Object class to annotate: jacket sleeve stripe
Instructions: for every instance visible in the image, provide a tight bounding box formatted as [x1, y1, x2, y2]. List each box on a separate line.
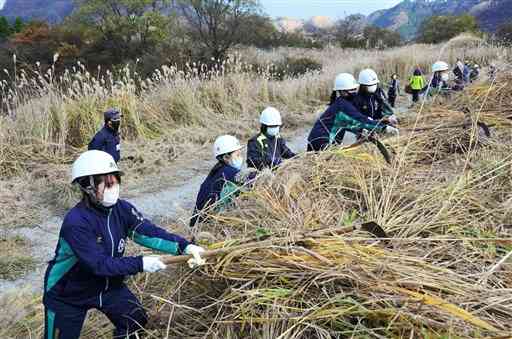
[131, 232, 180, 255]
[45, 238, 78, 292]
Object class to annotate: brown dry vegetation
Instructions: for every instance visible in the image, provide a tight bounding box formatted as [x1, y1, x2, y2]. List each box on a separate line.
[134, 67, 512, 338]
[1, 35, 511, 338]
[0, 35, 503, 229]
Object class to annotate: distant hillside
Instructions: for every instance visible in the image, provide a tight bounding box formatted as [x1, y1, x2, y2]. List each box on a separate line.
[0, 0, 73, 23]
[367, 0, 511, 39]
[275, 16, 335, 33]
[476, 0, 512, 32]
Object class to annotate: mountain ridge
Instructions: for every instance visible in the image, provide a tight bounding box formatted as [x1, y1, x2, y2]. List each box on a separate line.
[0, 0, 73, 23]
[367, 0, 510, 39]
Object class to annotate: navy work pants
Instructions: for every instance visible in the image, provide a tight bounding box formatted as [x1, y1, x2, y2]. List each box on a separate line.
[44, 286, 147, 339]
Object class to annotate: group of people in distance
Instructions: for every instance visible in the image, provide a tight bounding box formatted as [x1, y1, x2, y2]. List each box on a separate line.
[43, 59, 479, 338]
[407, 58, 483, 106]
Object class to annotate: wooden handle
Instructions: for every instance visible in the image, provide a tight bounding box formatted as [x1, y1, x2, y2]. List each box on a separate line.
[161, 249, 219, 265]
[160, 225, 359, 266]
[405, 122, 494, 133]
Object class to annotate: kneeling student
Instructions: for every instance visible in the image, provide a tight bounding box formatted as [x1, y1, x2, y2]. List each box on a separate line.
[247, 107, 296, 170]
[43, 150, 205, 339]
[307, 73, 398, 152]
[191, 135, 247, 227]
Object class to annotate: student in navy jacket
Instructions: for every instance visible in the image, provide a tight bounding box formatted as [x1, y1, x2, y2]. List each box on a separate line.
[353, 68, 398, 124]
[307, 73, 398, 152]
[191, 135, 247, 227]
[43, 150, 206, 339]
[247, 107, 296, 170]
[88, 108, 122, 163]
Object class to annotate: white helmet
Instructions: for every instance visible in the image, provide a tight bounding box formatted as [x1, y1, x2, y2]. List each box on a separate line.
[432, 61, 449, 73]
[71, 150, 120, 183]
[260, 107, 282, 126]
[358, 68, 379, 85]
[213, 135, 242, 158]
[333, 73, 359, 91]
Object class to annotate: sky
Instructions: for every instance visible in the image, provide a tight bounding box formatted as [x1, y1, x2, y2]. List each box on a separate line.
[259, 0, 403, 19]
[0, 0, 5, 10]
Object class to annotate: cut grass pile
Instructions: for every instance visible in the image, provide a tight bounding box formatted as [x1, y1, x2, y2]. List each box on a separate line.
[128, 68, 512, 338]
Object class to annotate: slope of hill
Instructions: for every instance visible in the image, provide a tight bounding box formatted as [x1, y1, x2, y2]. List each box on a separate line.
[275, 16, 335, 33]
[477, 0, 512, 32]
[0, 0, 73, 23]
[275, 17, 304, 33]
[368, 0, 510, 39]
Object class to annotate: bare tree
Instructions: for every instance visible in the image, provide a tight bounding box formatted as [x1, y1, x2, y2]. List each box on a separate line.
[178, 0, 261, 60]
[334, 14, 365, 48]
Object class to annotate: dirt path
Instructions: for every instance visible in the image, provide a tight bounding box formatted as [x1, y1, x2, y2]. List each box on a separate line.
[0, 127, 311, 296]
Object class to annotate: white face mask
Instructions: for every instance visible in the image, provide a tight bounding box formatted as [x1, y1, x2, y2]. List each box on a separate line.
[266, 127, 280, 137]
[441, 73, 449, 82]
[367, 85, 378, 93]
[101, 184, 120, 207]
[230, 157, 243, 170]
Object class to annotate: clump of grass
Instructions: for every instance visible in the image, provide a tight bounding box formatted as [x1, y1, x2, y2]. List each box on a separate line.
[271, 56, 323, 80]
[0, 236, 36, 280]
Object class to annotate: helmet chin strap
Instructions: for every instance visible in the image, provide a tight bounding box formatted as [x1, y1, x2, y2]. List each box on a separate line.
[79, 176, 101, 206]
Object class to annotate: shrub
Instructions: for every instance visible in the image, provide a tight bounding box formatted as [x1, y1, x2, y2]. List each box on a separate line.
[417, 15, 480, 44]
[496, 23, 512, 46]
[273, 57, 322, 80]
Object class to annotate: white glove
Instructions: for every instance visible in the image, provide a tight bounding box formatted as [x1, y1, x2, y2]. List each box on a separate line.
[361, 129, 371, 138]
[185, 244, 206, 269]
[388, 115, 399, 126]
[385, 126, 400, 137]
[142, 256, 166, 273]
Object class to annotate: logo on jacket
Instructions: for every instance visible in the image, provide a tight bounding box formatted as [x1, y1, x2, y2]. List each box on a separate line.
[118, 239, 126, 253]
[96, 236, 103, 244]
[131, 208, 144, 222]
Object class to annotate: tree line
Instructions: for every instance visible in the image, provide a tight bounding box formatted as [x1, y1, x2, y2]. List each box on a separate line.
[0, 0, 405, 78]
[0, 16, 25, 40]
[0, 0, 510, 80]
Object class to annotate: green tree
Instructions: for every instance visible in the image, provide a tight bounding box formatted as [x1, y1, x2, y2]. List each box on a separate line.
[363, 26, 402, 49]
[0, 17, 11, 40]
[417, 14, 480, 43]
[178, 0, 262, 60]
[71, 0, 173, 62]
[238, 14, 279, 49]
[276, 31, 322, 49]
[13, 17, 25, 33]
